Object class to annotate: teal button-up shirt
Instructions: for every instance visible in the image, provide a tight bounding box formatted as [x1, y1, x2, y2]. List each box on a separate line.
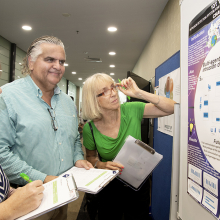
[0, 75, 84, 185]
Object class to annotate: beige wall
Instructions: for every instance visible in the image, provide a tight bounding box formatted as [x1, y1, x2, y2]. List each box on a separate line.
[76, 86, 80, 115]
[0, 36, 10, 86]
[132, 0, 180, 147]
[133, 0, 180, 88]
[15, 46, 26, 80]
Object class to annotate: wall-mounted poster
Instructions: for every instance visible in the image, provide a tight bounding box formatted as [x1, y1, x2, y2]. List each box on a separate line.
[187, 0, 220, 218]
[158, 68, 180, 136]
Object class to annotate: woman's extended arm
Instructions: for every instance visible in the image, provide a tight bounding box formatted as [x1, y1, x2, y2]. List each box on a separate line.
[86, 148, 123, 171]
[117, 77, 176, 118]
[137, 90, 175, 118]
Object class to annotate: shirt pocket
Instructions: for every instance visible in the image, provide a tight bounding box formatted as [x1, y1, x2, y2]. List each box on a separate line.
[58, 113, 78, 141]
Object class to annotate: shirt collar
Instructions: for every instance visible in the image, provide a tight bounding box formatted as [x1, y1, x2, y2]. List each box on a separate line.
[25, 75, 61, 98]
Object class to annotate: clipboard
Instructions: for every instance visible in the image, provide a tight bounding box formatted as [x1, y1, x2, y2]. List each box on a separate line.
[82, 173, 118, 194]
[17, 173, 79, 220]
[99, 173, 117, 188]
[113, 135, 163, 191]
[62, 167, 119, 194]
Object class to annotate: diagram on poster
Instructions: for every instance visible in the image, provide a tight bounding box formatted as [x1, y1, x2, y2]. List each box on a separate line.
[158, 68, 180, 136]
[194, 41, 220, 173]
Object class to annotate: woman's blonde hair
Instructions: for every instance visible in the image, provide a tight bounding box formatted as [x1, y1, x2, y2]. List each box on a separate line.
[82, 73, 115, 120]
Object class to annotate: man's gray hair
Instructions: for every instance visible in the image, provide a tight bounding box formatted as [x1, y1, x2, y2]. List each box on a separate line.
[22, 35, 65, 75]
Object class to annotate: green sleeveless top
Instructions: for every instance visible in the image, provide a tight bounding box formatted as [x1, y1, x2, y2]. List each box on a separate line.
[83, 102, 145, 162]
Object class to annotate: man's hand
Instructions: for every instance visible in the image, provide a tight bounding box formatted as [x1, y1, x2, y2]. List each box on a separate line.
[43, 175, 58, 184]
[75, 160, 93, 170]
[0, 88, 2, 94]
[0, 180, 44, 220]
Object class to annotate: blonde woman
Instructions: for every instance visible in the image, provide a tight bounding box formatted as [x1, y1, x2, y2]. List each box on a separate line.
[82, 73, 175, 220]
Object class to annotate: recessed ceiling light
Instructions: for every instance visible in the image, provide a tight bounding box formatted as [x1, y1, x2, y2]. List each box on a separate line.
[110, 65, 115, 68]
[64, 63, 68, 66]
[108, 27, 117, 32]
[0, 70, 2, 71]
[19, 63, 22, 65]
[62, 13, 71, 17]
[78, 78, 82, 80]
[72, 72, 76, 74]
[22, 26, 32, 31]
[109, 52, 116, 55]
[63, 85, 64, 86]
[110, 73, 115, 75]
[83, 82, 85, 84]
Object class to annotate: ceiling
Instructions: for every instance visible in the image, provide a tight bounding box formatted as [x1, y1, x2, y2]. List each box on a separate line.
[0, 0, 169, 87]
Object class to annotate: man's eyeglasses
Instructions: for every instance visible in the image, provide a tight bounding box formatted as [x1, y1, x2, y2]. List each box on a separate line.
[47, 108, 58, 131]
[96, 85, 119, 97]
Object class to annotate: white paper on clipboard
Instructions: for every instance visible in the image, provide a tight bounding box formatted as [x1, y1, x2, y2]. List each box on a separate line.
[113, 135, 163, 190]
[17, 174, 78, 220]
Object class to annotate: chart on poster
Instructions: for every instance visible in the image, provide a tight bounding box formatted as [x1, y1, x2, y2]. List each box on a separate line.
[158, 68, 180, 136]
[187, 0, 220, 219]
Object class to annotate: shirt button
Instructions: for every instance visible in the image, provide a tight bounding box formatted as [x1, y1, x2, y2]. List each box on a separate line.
[62, 159, 64, 161]
[37, 94, 38, 97]
[59, 143, 62, 145]
[73, 115, 75, 117]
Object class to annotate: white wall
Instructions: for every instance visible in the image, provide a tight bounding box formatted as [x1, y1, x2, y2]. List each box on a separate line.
[68, 81, 77, 101]
[79, 86, 83, 111]
[57, 77, 67, 94]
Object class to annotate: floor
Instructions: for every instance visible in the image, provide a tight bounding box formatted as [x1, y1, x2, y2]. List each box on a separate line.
[67, 191, 86, 220]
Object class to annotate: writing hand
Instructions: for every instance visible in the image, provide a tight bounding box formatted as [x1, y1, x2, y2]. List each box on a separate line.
[1, 180, 44, 220]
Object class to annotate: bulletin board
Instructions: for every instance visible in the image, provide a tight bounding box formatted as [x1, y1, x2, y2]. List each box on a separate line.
[151, 51, 180, 220]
